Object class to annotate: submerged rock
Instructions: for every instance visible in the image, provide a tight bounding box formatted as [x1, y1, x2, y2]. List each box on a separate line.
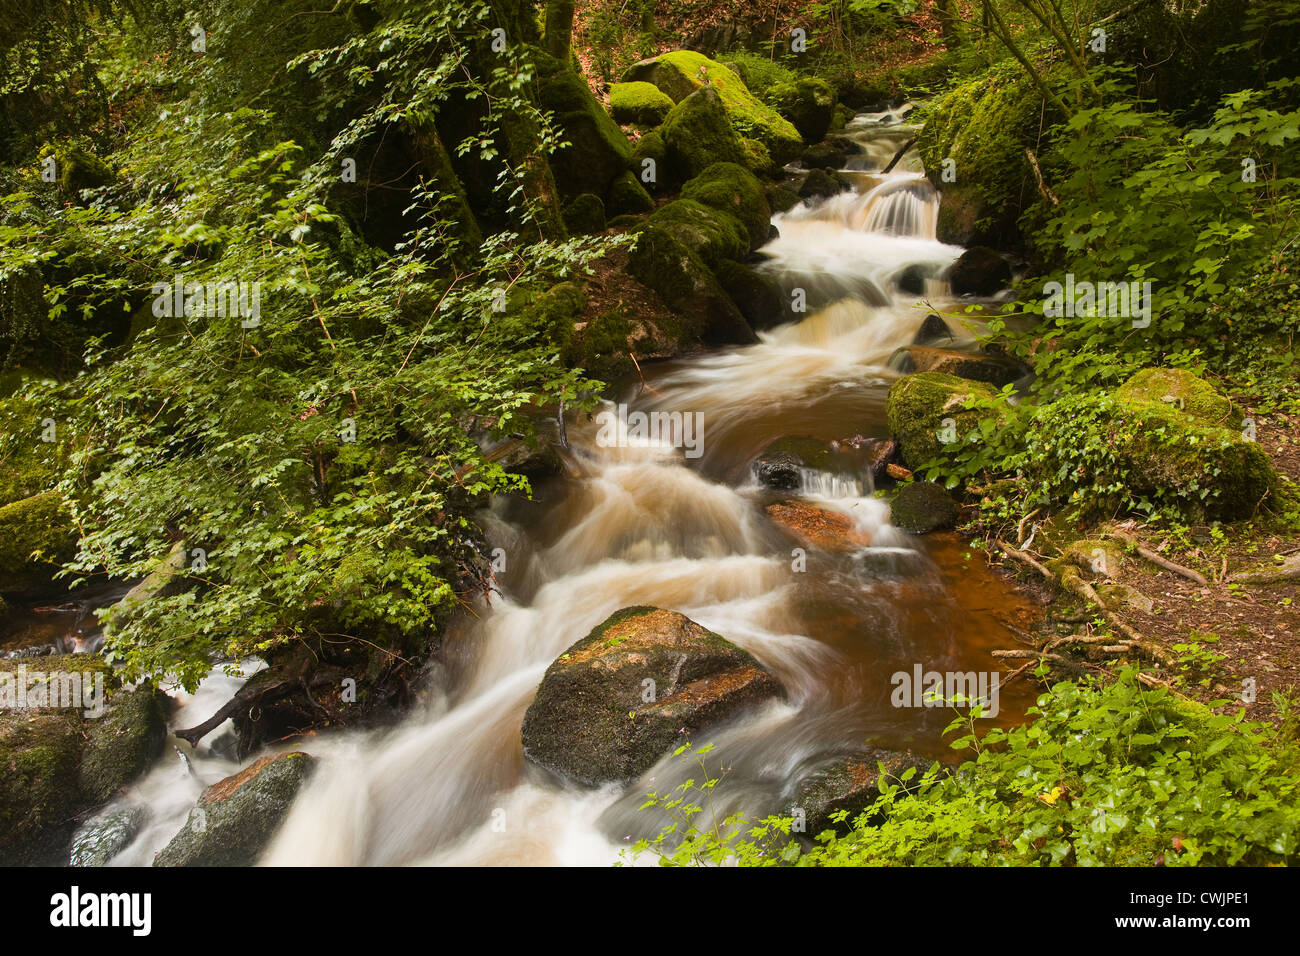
[889, 482, 960, 534]
[793, 748, 934, 836]
[154, 751, 316, 867]
[766, 502, 872, 553]
[521, 607, 783, 787]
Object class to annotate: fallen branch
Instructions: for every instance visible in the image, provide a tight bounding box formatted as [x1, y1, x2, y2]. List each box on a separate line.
[881, 137, 917, 174]
[1025, 148, 1059, 205]
[1107, 531, 1207, 586]
[991, 539, 1053, 580]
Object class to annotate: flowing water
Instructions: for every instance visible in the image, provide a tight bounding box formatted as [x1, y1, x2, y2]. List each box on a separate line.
[106, 108, 1040, 866]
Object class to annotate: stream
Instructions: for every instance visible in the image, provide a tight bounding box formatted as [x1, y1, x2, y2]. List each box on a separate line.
[100, 107, 1041, 866]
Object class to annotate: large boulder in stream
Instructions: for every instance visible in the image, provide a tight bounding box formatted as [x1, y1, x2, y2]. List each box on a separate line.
[885, 372, 997, 469]
[155, 751, 316, 867]
[768, 78, 837, 143]
[0, 655, 168, 864]
[660, 86, 749, 182]
[889, 481, 960, 534]
[946, 246, 1012, 296]
[681, 162, 772, 251]
[642, 199, 749, 268]
[521, 607, 783, 787]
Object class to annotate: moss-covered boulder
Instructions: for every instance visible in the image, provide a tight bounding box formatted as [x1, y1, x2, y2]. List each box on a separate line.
[630, 130, 668, 191]
[609, 81, 675, 126]
[562, 192, 606, 235]
[0, 394, 65, 506]
[48, 146, 114, 196]
[793, 749, 934, 836]
[917, 65, 1061, 247]
[605, 169, 655, 216]
[769, 78, 836, 143]
[660, 86, 749, 182]
[1114, 367, 1244, 430]
[0, 656, 167, 865]
[537, 69, 633, 200]
[154, 751, 316, 867]
[627, 225, 756, 346]
[885, 372, 997, 468]
[643, 199, 749, 268]
[890, 481, 960, 534]
[798, 167, 852, 201]
[714, 259, 784, 331]
[681, 162, 772, 251]
[626, 51, 802, 168]
[766, 182, 802, 214]
[521, 607, 783, 786]
[0, 492, 75, 597]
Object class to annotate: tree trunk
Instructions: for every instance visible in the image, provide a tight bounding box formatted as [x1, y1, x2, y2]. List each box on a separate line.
[545, 0, 575, 63]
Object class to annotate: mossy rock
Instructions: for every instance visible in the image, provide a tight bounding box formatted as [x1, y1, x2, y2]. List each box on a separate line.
[627, 225, 756, 346]
[520, 607, 783, 786]
[793, 749, 933, 836]
[605, 169, 655, 217]
[633, 51, 802, 167]
[630, 131, 669, 191]
[538, 70, 633, 200]
[768, 78, 836, 143]
[935, 182, 990, 246]
[660, 86, 749, 183]
[562, 192, 606, 235]
[766, 183, 802, 214]
[828, 102, 856, 134]
[0, 394, 65, 506]
[154, 752, 316, 866]
[885, 372, 997, 469]
[49, 146, 114, 196]
[0, 656, 165, 865]
[609, 81, 675, 126]
[0, 492, 75, 596]
[888, 345, 1029, 388]
[1114, 368, 1244, 430]
[714, 259, 784, 332]
[643, 198, 749, 267]
[569, 309, 635, 382]
[798, 167, 852, 200]
[890, 481, 960, 534]
[681, 162, 772, 251]
[917, 64, 1062, 247]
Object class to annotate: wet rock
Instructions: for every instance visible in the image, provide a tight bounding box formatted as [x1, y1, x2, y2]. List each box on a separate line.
[521, 607, 783, 787]
[885, 372, 998, 468]
[70, 803, 146, 867]
[860, 437, 900, 484]
[934, 183, 989, 246]
[753, 449, 802, 490]
[793, 748, 934, 836]
[681, 162, 772, 252]
[798, 167, 853, 201]
[888, 345, 1028, 388]
[766, 183, 802, 214]
[609, 81, 675, 126]
[0, 656, 166, 865]
[644, 199, 749, 268]
[801, 142, 849, 170]
[947, 246, 1012, 296]
[769, 78, 836, 143]
[154, 751, 316, 867]
[913, 312, 954, 345]
[889, 482, 960, 534]
[765, 501, 872, 552]
[715, 260, 784, 333]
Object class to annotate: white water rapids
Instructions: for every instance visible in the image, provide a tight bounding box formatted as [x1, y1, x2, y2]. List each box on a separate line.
[105, 108, 1030, 867]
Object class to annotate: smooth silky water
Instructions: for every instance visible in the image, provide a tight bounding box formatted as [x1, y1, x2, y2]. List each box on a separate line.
[105, 107, 1041, 866]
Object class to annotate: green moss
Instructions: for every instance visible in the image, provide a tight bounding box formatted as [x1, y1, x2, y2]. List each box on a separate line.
[648, 51, 802, 167]
[885, 372, 996, 468]
[0, 491, 74, 585]
[605, 170, 654, 217]
[660, 86, 749, 182]
[562, 192, 606, 235]
[643, 198, 748, 267]
[627, 224, 752, 346]
[538, 70, 633, 199]
[680, 162, 771, 250]
[78, 686, 168, 805]
[569, 309, 634, 382]
[768, 77, 836, 143]
[48, 145, 114, 196]
[0, 394, 64, 506]
[725, 52, 798, 97]
[1114, 367, 1244, 429]
[630, 131, 668, 191]
[609, 81, 675, 126]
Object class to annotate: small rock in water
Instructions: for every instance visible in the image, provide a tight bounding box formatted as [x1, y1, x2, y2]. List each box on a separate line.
[793, 748, 934, 836]
[70, 804, 147, 867]
[890, 482, 960, 534]
[766, 501, 872, 552]
[912, 312, 954, 346]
